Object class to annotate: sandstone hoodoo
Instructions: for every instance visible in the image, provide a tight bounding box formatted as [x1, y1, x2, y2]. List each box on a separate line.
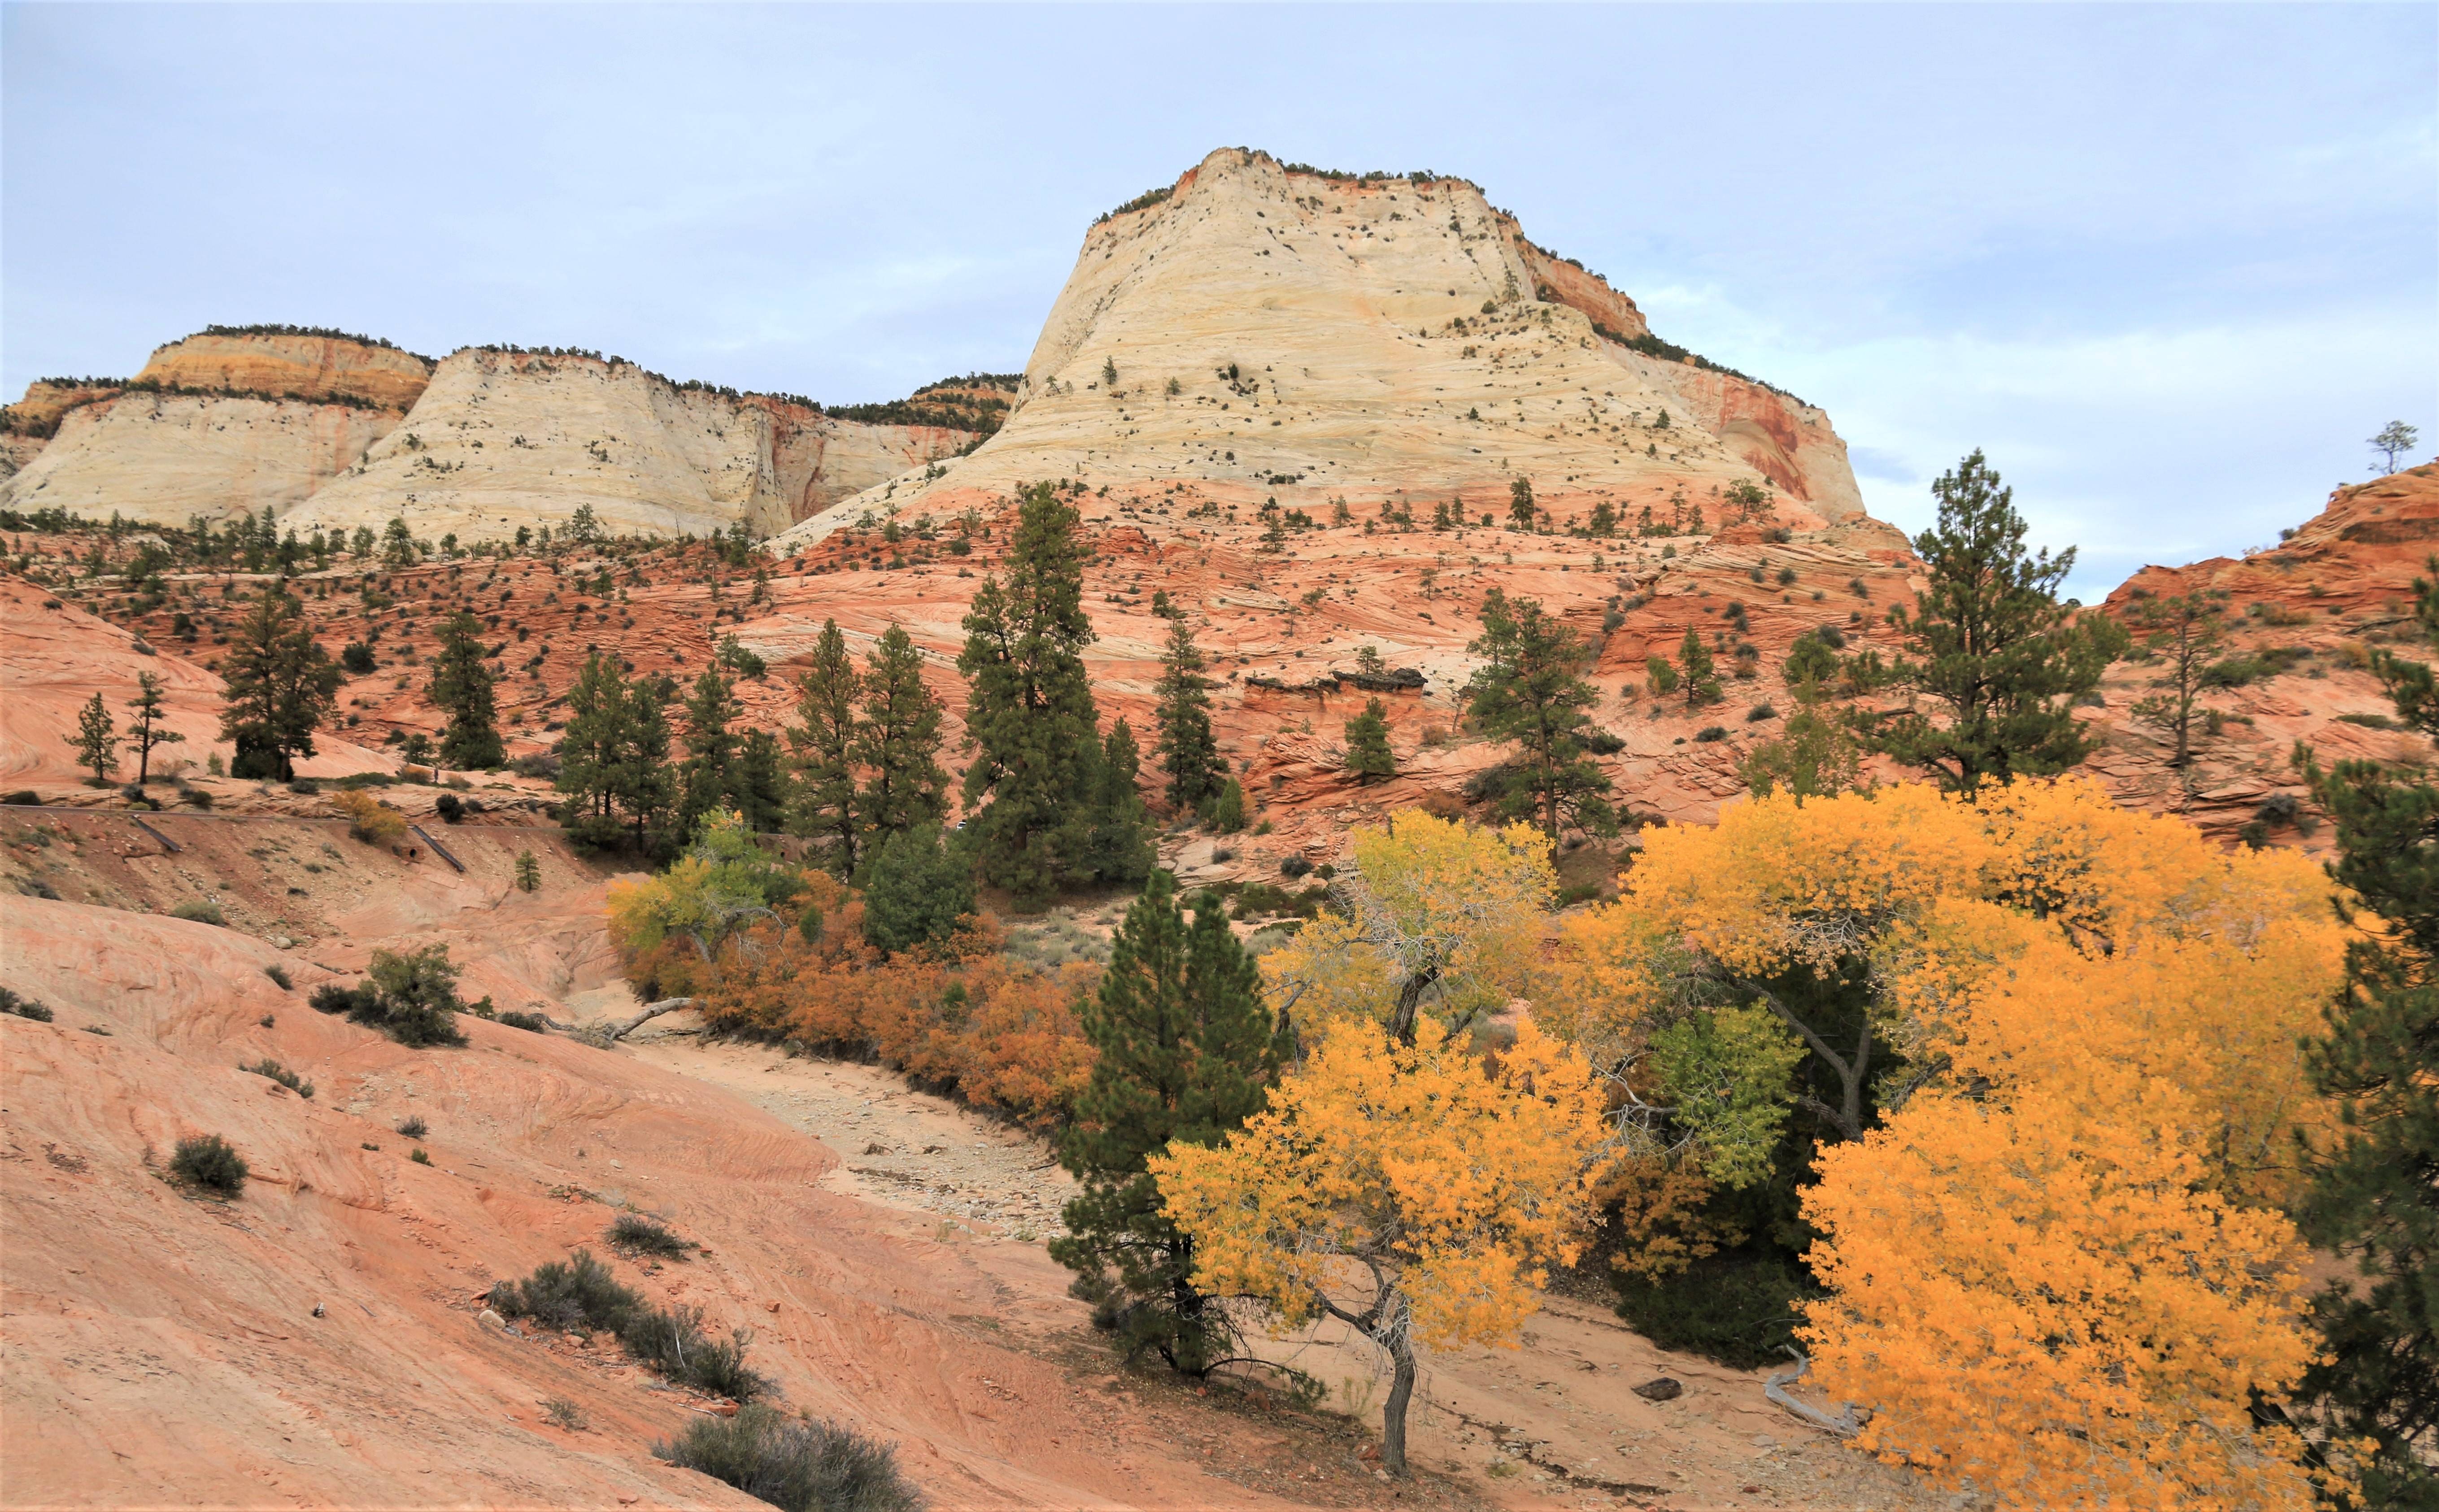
[774, 147, 1866, 551]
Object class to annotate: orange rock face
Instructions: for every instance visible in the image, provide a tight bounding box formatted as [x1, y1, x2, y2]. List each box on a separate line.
[135, 329, 437, 411]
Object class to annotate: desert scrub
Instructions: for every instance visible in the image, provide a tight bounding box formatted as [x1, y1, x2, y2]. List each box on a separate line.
[396, 1114, 429, 1138]
[309, 944, 477, 1048]
[656, 1404, 922, 1512]
[492, 1249, 640, 1333]
[169, 1133, 248, 1195]
[262, 964, 292, 990]
[607, 1212, 693, 1259]
[492, 1248, 768, 1399]
[240, 1058, 313, 1098]
[168, 898, 226, 926]
[0, 987, 54, 1022]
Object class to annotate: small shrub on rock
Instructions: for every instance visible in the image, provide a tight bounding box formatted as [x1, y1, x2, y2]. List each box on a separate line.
[169, 898, 226, 926]
[497, 1010, 550, 1033]
[620, 1303, 769, 1400]
[657, 1403, 923, 1512]
[310, 945, 476, 1048]
[170, 1133, 248, 1195]
[492, 1249, 640, 1333]
[607, 1212, 693, 1259]
[263, 965, 292, 990]
[240, 1058, 314, 1098]
[331, 789, 408, 847]
[396, 1114, 428, 1139]
[0, 987, 55, 1023]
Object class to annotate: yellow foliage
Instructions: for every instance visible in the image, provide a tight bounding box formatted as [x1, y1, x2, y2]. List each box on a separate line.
[1263, 810, 1554, 1039]
[1152, 1015, 1609, 1351]
[1801, 1083, 2327, 1509]
[330, 788, 407, 847]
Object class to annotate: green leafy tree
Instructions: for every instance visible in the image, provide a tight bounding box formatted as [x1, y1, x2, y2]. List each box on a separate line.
[1344, 698, 1396, 781]
[1875, 450, 2127, 792]
[1079, 719, 1156, 887]
[1677, 627, 1721, 709]
[1153, 618, 1227, 811]
[428, 611, 504, 770]
[2296, 558, 2439, 1507]
[1051, 871, 1280, 1374]
[858, 825, 975, 956]
[2127, 591, 2227, 771]
[853, 623, 948, 845]
[381, 517, 417, 567]
[124, 671, 183, 784]
[219, 586, 341, 780]
[1738, 704, 1864, 801]
[1203, 776, 1247, 833]
[958, 482, 1100, 904]
[786, 620, 862, 877]
[2370, 420, 2421, 475]
[66, 692, 118, 784]
[1464, 589, 1616, 837]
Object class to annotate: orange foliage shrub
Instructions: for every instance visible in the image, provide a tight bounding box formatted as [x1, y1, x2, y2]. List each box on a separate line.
[684, 913, 1095, 1129]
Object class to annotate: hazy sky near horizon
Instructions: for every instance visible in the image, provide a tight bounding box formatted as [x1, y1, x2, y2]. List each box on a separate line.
[5, 3, 2432, 597]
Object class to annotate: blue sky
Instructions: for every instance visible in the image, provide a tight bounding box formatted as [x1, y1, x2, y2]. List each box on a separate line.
[5, 3, 2431, 598]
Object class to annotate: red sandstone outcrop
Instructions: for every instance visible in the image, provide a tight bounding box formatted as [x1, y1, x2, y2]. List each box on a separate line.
[135, 327, 438, 411]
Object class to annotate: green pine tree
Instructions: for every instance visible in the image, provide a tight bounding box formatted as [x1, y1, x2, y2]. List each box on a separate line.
[1080, 718, 1156, 886]
[958, 482, 1099, 905]
[675, 667, 743, 837]
[67, 691, 118, 785]
[853, 623, 948, 845]
[1344, 698, 1396, 781]
[555, 652, 629, 846]
[786, 619, 862, 877]
[427, 611, 504, 770]
[1677, 627, 1721, 709]
[124, 671, 183, 784]
[859, 824, 976, 956]
[1508, 476, 1536, 530]
[1202, 776, 1247, 833]
[1051, 871, 1280, 1374]
[615, 675, 675, 855]
[1152, 618, 1227, 811]
[1874, 449, 2128, 792]
[1464, 589, 1616, 837]
[732, 729, 790, 836]
[2295, 559, 2439, 1508]
[514, 850, 541, 893]
[219, 585, 340, 780]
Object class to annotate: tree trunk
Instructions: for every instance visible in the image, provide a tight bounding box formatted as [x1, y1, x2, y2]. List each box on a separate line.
[610, 997, 696, 1040]
[1381, 1314, 1417, 1477]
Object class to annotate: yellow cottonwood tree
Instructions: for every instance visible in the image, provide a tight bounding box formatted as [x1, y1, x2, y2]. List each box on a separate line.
[1152, 1016, 1609, 1476]
[1801, 1080, 2329, 1509]
[1262, 810, 1554, 1046]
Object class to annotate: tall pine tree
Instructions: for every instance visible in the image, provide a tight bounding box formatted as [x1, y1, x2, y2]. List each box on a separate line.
[786, 619, 862, 877]
[1051, 871, 1279, 1373]
[853, 622, 948, 845]
[427, 610, 504, 770]
[1877, 449, 2127, 791]
[1079, 718, 1156, 887]
[554, 653, 672, 852]
[1153, 617, 1227, 810]
[219, 584, 340, 780]
[125, 671, 183, 784]
[2297, 559, 2439, 1508]
[1464, 588, 1616, 837]
[675, 667, 743, 838]
[958, 483, 1099, 904]
[1344, 697, 1396, 781]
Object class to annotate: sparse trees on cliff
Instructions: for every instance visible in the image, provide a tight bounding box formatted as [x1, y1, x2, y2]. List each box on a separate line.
[1465, 590, 1616, 838]
[219, 585, 341, 781]
[2127, 590, 2227, 771]
[428, 611, 503, 770]
[1153, 619, 1228, 811]
[958, 482, 1102, 905]
[1874, 450, 2127, 793]
[66, 692, 117, 785]
[1054, 871, 1279, 1377]
[2371, 420, 2422, 474]
[125, 671, 183, 784]
[1677, 627, 1721, 710]
[1344, 699, 1396, 781]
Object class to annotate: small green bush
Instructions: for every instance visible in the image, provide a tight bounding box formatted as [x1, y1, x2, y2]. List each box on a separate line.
[263, 964, 292, 990]
[621, 1304, 769, 1400]
[497, 1010, 550, 1033]
[1694, 726, 1728, 743]
[309, 945, 473, 1047]
[493, 1249, 640, 1333]
[411, 1147, 432, 1164]
[0, 987, 54, 1023]
[657, 1404, 922, 1512]
[396, 1114, 429, 1139]
[608, 1212, 693, 1259]
[169, 898, 226, 926]
[240, 1058, 313, 1098]
[170, 1133, 248, 1195]
[859, 825, 975, 956]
